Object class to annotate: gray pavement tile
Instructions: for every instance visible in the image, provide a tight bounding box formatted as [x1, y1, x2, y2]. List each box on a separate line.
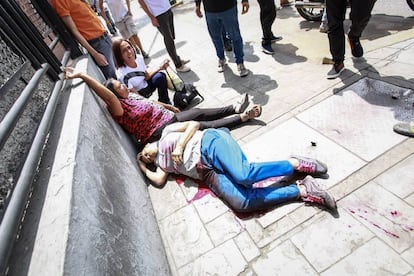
[234, 231, 261, 262]
[205, 211, 245, 246]
[192, 193, 229, 224]
[291, 211, 374, 272]
[251, 239, 318, 275]
[373, 154, 414, 199]
[243, 118, 365, 189]
[402, 246, 414, 268]
[148, 177, 189, 221]
[321, 238, 412, 276]
[178, 240, 247, 276]
[407, 193, 414, 207]
[297, 78, 411, 161]
[159, 204, 214, 268]
[341, 181, 414, 253]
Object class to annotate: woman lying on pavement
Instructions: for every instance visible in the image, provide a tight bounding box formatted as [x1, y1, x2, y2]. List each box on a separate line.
[137, 121, 337, 212]
[64, 67, 256, 144]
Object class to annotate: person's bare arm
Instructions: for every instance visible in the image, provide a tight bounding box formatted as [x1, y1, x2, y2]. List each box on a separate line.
[137, 154, 169, 186]
[98, 0, 112, 28]
[64, 67, 123, 116]
[60, 16, 109, 66]
[137, 0, 159, 27]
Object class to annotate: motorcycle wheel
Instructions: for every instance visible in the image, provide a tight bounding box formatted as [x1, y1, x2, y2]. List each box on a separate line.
[296, 7, 324, 21]
[408, 0, 414, 11]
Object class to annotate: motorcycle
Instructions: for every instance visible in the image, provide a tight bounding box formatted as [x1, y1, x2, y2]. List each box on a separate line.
[295, 0, 414, 22]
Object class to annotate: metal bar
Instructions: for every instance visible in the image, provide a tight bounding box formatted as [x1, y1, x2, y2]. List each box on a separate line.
[0, 52, 69, 274]
[0, 64, 49, 150]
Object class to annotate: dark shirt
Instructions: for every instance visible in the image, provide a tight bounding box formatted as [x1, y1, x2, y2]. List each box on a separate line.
[195, 0, 247, 13]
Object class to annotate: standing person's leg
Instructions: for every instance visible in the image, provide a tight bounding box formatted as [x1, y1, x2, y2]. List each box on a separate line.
[147, 72, 171, 104]
[89, 35, 117, 79]
[156, 10, 182, 68]
[257, 0, 276, 47]
[347, 0, 376, 57]
[205, 12, 226, 61]
[221, 6, 244, 65]
[326, 0, 347, 79]
[201, 129, 295, 186]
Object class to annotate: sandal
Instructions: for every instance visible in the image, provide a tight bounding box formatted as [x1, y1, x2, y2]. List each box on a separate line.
[393, 121, 414, 138]
[245, 104, 262, 119]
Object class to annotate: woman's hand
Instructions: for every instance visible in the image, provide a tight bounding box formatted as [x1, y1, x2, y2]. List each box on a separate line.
[159, 59, 170, 70]
[63, 67, 81, 80]
[136, 153, 147, 172]
[171, 145, 184, 166]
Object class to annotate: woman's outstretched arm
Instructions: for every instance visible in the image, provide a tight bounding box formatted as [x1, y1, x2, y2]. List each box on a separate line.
[64, 67, 123, 116]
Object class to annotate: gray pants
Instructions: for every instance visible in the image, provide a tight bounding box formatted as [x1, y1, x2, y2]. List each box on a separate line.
[156, 9, 182, 68]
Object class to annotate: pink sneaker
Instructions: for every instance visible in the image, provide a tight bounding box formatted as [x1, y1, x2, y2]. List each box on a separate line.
[299, 176, 337, 210]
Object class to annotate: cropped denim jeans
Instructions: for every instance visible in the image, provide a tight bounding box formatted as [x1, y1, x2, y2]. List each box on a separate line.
[200, 129, 300, 212]
[205, 6, 245, 64]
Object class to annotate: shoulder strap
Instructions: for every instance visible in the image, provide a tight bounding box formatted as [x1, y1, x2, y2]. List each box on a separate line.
[123, 71, 145, 85]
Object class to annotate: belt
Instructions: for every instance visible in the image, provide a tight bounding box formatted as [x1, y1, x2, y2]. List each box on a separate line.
[87, 32, 108, 44]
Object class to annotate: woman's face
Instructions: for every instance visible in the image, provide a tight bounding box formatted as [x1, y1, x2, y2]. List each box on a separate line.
[141, 143, 158, 164]
[120, 41, 135, 63]
[111, 80, 129, 98]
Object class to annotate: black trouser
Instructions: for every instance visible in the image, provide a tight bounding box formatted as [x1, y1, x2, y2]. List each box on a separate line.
[327, 0, 376, 63]
[156, 9, 182, 68]
[257, 0, 276, 45]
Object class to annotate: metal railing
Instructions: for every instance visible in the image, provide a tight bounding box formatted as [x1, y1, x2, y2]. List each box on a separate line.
[0, 0, 82, 273]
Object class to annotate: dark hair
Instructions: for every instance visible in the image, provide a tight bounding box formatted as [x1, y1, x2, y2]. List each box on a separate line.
[112, 38, 136, 68]
[103, 78, 120, 98]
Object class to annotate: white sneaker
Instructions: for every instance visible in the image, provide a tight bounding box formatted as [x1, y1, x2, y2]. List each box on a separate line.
[237, 63, 248, 77]
[176, 64, 191, 73]
[180, 59, 190, 65]
[218, 59, 226, 73]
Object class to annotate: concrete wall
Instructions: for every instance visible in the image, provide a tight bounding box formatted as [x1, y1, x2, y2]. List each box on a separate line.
[8, 56, 170, 275]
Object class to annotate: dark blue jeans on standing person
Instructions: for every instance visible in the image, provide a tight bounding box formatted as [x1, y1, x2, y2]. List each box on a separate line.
[138, 72, 171, 104]
[200, 128, 300, 212]
[205, 6, 244, 65]
[156, 9, 183, 69]
[327, 0, 376, 63]
[88, 34, 117, 79]
[257, 0, 277, 46]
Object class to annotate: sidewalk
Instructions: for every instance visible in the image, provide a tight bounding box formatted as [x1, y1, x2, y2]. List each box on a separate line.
[133, 1, 414, 275]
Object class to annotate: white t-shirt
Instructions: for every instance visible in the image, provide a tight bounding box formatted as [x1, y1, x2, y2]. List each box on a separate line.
[106, 0, 127, 22]
[143, 0, 171, 17]
[117, 55, 148, 91]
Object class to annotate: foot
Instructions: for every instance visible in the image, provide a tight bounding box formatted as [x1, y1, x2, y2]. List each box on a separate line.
[233, 93, 249, 113]
[319, 21, 328, 33]
[393, 121, 414, 137]
[291, 155, 328, 177]
[237, 63, 249, 77]
[218, 59, 226, 73]
[348, 35, 364, 58]
[176, 64, 191, 73]
[262, 44, 275, 55]
[245, 104, 262, 119]
[298, 175, 337, 210]
[271, 35, 283, 43]
[326, 61, 344, 79]
[180, 59, 190, 65]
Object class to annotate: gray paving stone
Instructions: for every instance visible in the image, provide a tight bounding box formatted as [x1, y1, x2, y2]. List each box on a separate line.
[297, 78, 411, 161]
[321, 238, 412, 276]
[178, 240, 247, 276]
[341, 181, 414, 253]
[234, 231, 261, 262]
[192, 193, 229, 224]
[205, 211, 245, 246]
[402, 246, 414, 267]
[159, 204, 214, 268]
[251, 239, 318, 275]
[373, 154, 414, 199]
[291, 211, 374, 272]
[406, 193, 414, 207]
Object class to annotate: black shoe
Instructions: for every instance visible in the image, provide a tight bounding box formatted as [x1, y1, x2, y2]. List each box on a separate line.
[327, 61, 345, 79]
[348, 35, 364, 58]
[224, 40, 232, 52]
[271, 35, 283, 43]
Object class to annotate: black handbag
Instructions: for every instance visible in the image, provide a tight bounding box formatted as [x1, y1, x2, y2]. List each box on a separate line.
[165, 66, 204, 109]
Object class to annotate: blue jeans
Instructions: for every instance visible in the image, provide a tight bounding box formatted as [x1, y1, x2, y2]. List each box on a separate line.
[88, 34, 117, 79]
[205, 6, 244, 64]
[200, 129, 300, 212]
[140, 72, 170, 104]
